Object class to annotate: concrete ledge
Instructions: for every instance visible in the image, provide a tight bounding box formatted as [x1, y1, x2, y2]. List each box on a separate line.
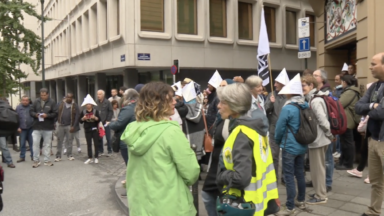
[114, 175, 129, 215]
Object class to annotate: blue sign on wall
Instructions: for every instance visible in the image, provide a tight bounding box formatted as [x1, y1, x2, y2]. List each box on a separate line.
[120, 54, 125, 62]
[298, 38, 310, 52]
[137, 53, 151, 61]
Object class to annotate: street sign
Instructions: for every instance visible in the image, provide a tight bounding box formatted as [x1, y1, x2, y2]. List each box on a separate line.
[120, 54, 125, 62]
[298, 51, 311, 59]
[137, 53, 151, 61]
[171, 65, 177, 75]
[298, 17, 310, 38]
[299, 37, 310, 52]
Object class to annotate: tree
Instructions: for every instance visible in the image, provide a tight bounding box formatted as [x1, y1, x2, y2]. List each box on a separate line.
[0, 0, 47, 96]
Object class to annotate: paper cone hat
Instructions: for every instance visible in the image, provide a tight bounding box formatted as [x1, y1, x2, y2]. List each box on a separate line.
[275, 68, 290, 86]
[182, 81, 197, 102]
[342, 63, 348, 71]
[278, 74, 303, 95]
[208, 70, 223, 89]
[172, 81, 183, 97]
[81, 94, 97, 107]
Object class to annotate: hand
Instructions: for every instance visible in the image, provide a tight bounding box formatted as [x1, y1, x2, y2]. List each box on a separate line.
[70, 127, 75, 133]
[17, 128, 21, 133]
[270, 95, 275, 103]
[374, 103, 379, 109]
[90, 115, 96, 119]
[41, 113, 47, 118]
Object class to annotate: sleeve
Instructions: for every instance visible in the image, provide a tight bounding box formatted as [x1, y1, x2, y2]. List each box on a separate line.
[30, 101, 38, 118]
[264, 92, 274, 113]
[109, 107, 132, 132]
[72, 104, 80, 127]
[368, 98, 384, 120]
[339, 90, 355, 108]
[216, 132, 253, 190]
[106, 101, 113, 122]
[79, 110, 85, 124]
[167, 126, 200, 186]
[312, 99, 333, 140]
[274, 107, 289, 145]
[355, 85, 375, 115]
[46, 101, 58, 119]
[95, 110, 101, 124]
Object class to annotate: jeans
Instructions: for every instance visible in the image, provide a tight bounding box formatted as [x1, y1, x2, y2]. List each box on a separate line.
[19, 128, 33, 159]
[335, 135, 341, 153]
[282, 151, 306, 210]
[56, 125, 74, 158]
[120, 147, 128, 165]
[201, 190, 218, 216]
[0, 137, 13, 164]
[74, 131, 80, 148]
[32, 130, 53, 162]
[325, 143, 334, 187]
[99, 125, 111, 153]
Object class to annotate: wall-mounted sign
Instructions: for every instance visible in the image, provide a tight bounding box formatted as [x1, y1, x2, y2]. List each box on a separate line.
[325, 0, 357, 43]
[121, 54, 125, 62]
[137, 53, 151, 61]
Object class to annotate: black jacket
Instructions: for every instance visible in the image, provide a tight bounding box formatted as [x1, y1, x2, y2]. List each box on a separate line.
[95, 99, 113, 124]
[206, 91, 219, 133]
[0, 101, 18, 137]
[30, 98, 58, 130]
[109, 103, 137, 150]
[79, 109, 101, 133]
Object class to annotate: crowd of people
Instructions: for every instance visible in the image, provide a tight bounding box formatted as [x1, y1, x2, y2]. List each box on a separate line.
[1, 53, 384, 216]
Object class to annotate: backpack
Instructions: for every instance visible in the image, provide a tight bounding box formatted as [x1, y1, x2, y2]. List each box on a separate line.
[0, 104, 19, 132]
[287, 103, 318, 145]
[312, 94, 347, 135]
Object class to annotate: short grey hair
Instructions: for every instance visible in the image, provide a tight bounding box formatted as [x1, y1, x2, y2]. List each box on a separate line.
[319, 69, 328, 82]
[122, 88, 139, 106]
[97, 89, 105, 96]
[245, 75, 263, 89]
[217, 83, 252, 116]
[21, 95, 29, 99]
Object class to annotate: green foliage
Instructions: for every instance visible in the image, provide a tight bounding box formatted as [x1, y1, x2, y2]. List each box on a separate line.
[0, 0, 48, 95]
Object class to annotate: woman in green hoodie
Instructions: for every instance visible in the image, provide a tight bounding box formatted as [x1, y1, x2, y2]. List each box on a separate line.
[336, 75, 361, 170]
[120, 82, 200, 216]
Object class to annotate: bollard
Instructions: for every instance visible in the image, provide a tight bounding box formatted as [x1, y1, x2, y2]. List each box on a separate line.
[191, 144, 199, 216]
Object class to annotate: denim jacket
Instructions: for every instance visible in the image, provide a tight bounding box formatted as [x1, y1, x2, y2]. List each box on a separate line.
[16, 104, 34, 129]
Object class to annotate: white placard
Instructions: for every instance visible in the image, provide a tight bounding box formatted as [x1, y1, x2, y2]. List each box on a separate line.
[298, 17, 310, 38]
[298, 51, 311, 59]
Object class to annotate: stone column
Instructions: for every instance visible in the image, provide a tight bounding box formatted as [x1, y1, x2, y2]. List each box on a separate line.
[56, 79, 64, 102]
[77, 76, 87, 105]
[30, 81, 36, 102]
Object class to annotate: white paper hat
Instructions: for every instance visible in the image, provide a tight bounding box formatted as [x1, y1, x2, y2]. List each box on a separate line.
[278, 74, 303, 95]
[208, 70, 223, 89]
[182, 81, 197, 102]
[342, 63, 348, 71]
[275, 68, 290, 86]
[172, 81, 183, 97]
[81, 94, 97, 107]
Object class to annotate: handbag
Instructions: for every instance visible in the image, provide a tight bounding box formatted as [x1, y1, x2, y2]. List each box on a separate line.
[112, 133, 120, 153]
[202, 108, 213, 153]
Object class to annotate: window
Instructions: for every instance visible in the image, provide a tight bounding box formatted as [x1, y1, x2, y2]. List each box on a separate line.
[83, 12, 90, 50]
[238, 2, 252, 40]
[90, 4, 98, 46]
[306, 13, 315, 47]
[71, 22, 76, 56]
[141, 0, 164, 32]
[264, 7, 276, 43]
[177, 0, 197, 35]
[109, 0, 120, 37]
[77, 17, 82, 53]
[210, 0, 227, 37]
[286, 10, 297, 45]
[99, 0, 108, 41]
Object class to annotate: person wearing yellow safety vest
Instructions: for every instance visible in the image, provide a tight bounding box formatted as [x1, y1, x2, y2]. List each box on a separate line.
[274, 74, 309, 215]
[216, 83, 279, 216]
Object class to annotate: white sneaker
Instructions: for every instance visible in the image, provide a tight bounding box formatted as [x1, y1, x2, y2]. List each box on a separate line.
[68, 156, 75, 161]
[54, 157, 61, 162]
[77, 147, 81, 153]
[84, 159, 93, 164]
[94, 158, 99, 164]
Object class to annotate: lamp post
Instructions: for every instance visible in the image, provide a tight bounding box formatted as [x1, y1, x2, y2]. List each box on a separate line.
[41, 0, 45, 88]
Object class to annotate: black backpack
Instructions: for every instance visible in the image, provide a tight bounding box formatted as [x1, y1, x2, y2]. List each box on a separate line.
[0, 103, 19, 132]
[287, 103, 318, 145]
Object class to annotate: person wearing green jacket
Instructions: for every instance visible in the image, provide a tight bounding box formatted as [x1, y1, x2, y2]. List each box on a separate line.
[121, 82, 200, 216]
[336, 75, 361, 170]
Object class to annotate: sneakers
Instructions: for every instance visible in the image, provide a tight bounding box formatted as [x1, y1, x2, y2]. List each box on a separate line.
[68, 156, 75, 161]
[277, 205, 296, 215]
[44, 161, 54, 166]
[32, 161, 41, 168]
[347, 168, 363, 178]
[16, 158, 25, 163]
[84, 159, 93, 164]
[294, 200, 306, 210]
[77, 147, 81, 153]
[94, 158, 99, 164]
[306, 197, 327, 205]
[364, 176, 370, 184]
[333, 152, 341, 158]
[7, 164, 15, 168]
[54, 157, 61, 162]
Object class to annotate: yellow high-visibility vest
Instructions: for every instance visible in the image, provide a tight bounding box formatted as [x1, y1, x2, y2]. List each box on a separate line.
[222, 125, 279, 216]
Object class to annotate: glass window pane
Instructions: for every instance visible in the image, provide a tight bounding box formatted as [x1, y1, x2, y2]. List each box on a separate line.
[177, 0, 197, 35]
[238, 2, 253, 40]
[210, 0, 227, 37]
[286, 10, 297, 44]
[141, 0, 164, 32]
[264, 7, 276, 43]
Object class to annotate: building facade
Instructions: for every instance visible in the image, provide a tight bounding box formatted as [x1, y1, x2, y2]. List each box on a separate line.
[22, 0, 316, 105]
[308, 0, 380, 94]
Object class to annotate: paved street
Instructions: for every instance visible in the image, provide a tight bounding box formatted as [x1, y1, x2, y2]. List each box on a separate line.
[2, 134, 127, 216]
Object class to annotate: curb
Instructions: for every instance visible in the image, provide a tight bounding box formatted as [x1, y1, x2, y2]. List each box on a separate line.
[114, 175, 129, 215]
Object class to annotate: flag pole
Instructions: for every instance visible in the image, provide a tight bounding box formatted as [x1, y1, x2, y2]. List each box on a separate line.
[268, 54, 274, 94]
